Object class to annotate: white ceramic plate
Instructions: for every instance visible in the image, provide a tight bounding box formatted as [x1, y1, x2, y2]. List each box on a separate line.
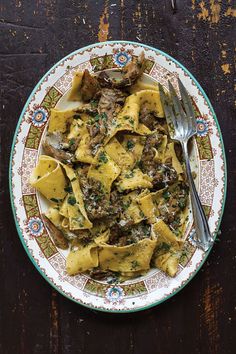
[10, 41, 227, 312]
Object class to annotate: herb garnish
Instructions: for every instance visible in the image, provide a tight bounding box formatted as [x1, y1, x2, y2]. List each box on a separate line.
[131, 260, 140, 269]
[67, 196, 76, 205]
[126, 140, 135, 150]
[69, 138, 75, 146]
[178, 199, 186, 210]
[162, 190, 170, 200]
[50, 198, 60, 203]
[129, 118, 134, 125]
[64, 185, 73, 193]
[98, 151, 108, 164]
[90, 99, 98, 108]
[125, 170, 134, 178]
[123, 200, 131, 210]
[156, 242, 171, 254]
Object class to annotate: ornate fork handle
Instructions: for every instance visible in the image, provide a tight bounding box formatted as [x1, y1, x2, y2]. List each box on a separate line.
[182, 140, 213, 251]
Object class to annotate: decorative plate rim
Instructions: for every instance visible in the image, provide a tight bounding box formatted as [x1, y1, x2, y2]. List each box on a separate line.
[9, 40, 227, 313]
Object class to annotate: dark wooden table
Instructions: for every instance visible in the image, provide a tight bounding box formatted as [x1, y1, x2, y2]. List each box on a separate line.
[1, 1, 235, 353]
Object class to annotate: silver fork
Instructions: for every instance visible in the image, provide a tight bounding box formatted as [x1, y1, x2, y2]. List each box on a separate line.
[159, 79, 214, 251]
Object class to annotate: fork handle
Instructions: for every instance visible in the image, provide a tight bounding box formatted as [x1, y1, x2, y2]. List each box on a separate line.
[181, 140, 213, 251]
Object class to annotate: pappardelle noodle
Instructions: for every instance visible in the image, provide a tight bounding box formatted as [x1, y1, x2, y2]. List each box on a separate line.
[30, 52, 189, 280]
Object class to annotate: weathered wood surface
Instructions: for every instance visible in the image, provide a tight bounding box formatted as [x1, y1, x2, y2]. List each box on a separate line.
[0, 1, 235, 353]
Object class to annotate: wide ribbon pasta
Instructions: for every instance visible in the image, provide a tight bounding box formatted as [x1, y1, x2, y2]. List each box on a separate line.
[116, 168, 152, 192]
[118, 90, 164, 128]
[165, 142, 183, 175]
[121, 135, 146, 163]
[88, 149, 121, 195]
[30, 155, 67, 201]
[67, 71, 83, 101]
[104, 137, 134, 170]
[66, 242, 98, 275]
[66, 230, 110, 275]
[62, 164, 93, 229]
[48, 108, 78, 133]
[105, 90, 164, 143]
[98, 238, 157, 272]
[151, 220, 183, 277]
[122, 191, 145, 224]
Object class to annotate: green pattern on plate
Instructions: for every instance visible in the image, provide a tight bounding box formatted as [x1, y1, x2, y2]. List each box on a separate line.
[123, 282, 147, 296]
[36, 233, 57, 259]
[144, 59, 154, 73]
[41, 87, 62, 110]
[196, 135, 213, 160]
[90, 55, 114, 72]
[23, 195, 40, 218]
[25, 125, 43, 149]
[84, 279, 107, 296]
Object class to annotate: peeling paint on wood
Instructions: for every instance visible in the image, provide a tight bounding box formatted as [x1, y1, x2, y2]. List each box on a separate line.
[225, 6, 236, 17]
[197, 0, 221, 23]
[210, 0, 221, 24]
[197, 1, 209, 21]
[221, 63, 231, 74]
[221, 50, 227, 59]
[196, 1, 236, 23]
[98, 0, 109, 42]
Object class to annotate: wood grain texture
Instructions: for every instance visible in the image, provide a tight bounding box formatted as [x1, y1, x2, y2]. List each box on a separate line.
[0, 1, 235, 353]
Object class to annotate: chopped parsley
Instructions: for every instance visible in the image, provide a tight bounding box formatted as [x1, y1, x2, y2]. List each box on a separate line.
[123, 200, 131, 210]
[178, 199, 186, 210]
[64, 185, 73, 193]
[61, 159, 69, 165]
[129, 118, 135, 125]
[162, 190, 170, 200]
[131, 260, 140, 269]
[93, 114, 100, 122]
[50, 198, 60, 203]
[139, 210, 145, 218]
[90, 99, 98, 108]
[126, 140, 135, 150]
[142, 224, 150, 236]
[135, 160, 143, 169]
[100, 112, 108, 121]
[156, 242, 171, 254]
[124, 170, 134, 178]
[69, 138, 75, 146]
[98, 151, 108, 164]
[73, 114, 81, 120]
[67, 196, 76, 205]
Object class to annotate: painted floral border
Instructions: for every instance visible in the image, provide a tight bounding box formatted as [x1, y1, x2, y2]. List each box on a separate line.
[10, 42, 226, 312]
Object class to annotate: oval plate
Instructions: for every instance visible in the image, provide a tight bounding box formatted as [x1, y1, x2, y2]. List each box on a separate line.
[10, 41, 227, 313]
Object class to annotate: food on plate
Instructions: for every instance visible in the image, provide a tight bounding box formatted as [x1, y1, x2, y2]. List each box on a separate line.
[30, 52, 189, 280]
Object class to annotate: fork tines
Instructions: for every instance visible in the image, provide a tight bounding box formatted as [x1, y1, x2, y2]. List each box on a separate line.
[159, 79, 197, 139]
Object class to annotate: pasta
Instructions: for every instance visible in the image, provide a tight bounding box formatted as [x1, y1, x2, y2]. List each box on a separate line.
[30, 52, 189, 280]
[30, 155, 67, 201]
[88, 149, 121, 196]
